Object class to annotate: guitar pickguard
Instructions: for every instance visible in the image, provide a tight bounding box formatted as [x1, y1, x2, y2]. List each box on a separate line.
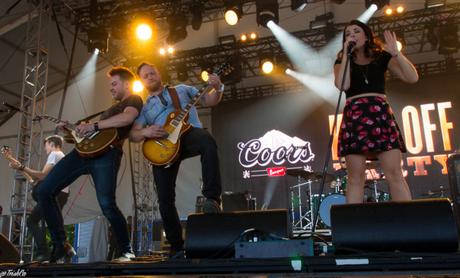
[167, 121, 183, 144]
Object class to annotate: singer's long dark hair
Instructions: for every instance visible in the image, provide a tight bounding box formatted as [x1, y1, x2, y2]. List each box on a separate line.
[337, 20, 384, 61]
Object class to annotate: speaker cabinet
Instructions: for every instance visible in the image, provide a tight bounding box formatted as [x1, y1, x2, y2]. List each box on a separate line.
[185, 209, 289, 258]
[331, 199, 459, 253]
[0, 233, 20, 263]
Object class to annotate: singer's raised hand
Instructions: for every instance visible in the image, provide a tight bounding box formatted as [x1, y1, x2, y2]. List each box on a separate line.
[384, 30, 399, 57]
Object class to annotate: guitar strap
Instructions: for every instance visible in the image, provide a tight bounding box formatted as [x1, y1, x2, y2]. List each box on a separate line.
[167, 86, 190, 122]
[167, 86, 181, 110]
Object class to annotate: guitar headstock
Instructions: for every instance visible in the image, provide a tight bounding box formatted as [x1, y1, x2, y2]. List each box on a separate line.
[1, 145, 12, 158]
[215, 62, 234, 78]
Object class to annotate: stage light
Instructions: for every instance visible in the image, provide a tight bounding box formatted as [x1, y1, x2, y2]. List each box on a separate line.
[438, 22, 459, 55]
[395, 30, 406, 51]
[276, 54, 294, 73]
[201, 70, 209, 82]
[261, 60, 274, 74]
[291, 0, 307, 12]
[166, 13, 188, 44]
[135, 23, 152, 41]
[250, 32, 257, 40]
[224, 0, 242, 26]
[425, 0, 445, 8]
[159, 48, 166, 55]
[396, 5, 404, 13]
[190, 0, 204, 30]
[256, 0, 279, 28]
[167, 46, 175, 54]
[176, 63, 188, 82]
[87, 27, 109, 54]
[310, 12, 334, 30]
[260, 53, 275, 74]
[132, 80, 144, 93]
[396, 40, 403, 51]
[240, 34, 247, 41]
[365, 0, 390, 10]
[385, 7, 393, 15]
[219, 34, 236, 45]
[94, 48, 100, 55]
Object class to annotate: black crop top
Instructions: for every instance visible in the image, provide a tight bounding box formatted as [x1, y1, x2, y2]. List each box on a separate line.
[335, 50, 392, 98]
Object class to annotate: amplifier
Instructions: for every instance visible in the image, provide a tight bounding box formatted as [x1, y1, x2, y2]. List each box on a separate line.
[235, 239, 314, 258]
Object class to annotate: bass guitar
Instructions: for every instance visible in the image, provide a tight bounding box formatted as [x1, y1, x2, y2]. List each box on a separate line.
[142, 63, 233, 166]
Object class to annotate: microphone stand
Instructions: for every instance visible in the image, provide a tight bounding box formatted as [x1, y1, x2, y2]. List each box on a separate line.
[311, 50, 352, 233]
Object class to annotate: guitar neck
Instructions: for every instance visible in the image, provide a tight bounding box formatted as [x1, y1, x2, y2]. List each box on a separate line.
[40, 115, 75, 130]
[174, 86, 215, 123]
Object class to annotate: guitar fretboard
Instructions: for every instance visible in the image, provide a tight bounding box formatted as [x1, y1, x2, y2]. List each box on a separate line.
[170, 64, 230, 127]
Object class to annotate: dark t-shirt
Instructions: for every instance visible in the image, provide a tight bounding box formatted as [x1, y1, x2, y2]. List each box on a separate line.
[100, 94, 143, 146]
[335, 50, 392, 98]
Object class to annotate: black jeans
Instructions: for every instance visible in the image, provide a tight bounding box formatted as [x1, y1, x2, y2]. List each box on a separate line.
[153, 127, 222, 251]
[27, 190, 69, 256]
[36, 148, 131, 253]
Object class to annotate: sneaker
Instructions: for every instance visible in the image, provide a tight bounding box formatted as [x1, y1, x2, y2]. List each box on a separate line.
[49, 241, 76, 264]
[202, 199, 221, 214]
[168, 249, 185, 260]
[113, 251, 135, 262]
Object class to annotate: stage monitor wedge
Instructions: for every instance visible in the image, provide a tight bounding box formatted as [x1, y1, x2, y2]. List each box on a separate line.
[331, 199, 459, 253]
[186, 209, 289, 258]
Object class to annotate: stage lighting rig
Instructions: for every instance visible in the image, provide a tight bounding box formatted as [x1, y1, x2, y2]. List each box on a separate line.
[365, 0, 390, 10]
[256, 0, 279, 28]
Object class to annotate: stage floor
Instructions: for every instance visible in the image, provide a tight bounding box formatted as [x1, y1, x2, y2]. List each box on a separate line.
[3, 252, 460, 277]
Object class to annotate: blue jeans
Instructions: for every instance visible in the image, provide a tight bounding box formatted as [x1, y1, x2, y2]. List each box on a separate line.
[36, 148, 131, 253]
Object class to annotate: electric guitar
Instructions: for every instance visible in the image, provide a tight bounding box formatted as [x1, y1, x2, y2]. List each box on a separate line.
[37, 114, 118, 158]
[1, 145, 35, 184]
[142, 63, 233, 166]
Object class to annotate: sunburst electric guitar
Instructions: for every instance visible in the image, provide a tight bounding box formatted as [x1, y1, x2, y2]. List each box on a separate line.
[37, 115, 118, 157]
[1, 145, 35, 184]
[142, 63, 233, 166]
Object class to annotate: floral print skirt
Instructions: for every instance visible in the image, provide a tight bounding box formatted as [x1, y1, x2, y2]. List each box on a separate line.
[338, 96, 406, 158]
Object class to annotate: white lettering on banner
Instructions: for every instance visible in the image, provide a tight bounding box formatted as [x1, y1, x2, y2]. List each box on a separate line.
[237, 129, 315, 169]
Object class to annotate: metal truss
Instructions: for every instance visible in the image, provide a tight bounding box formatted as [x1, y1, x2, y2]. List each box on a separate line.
[53, 2, 460, 92]
[129, 142, 160, 255]
[9, 0, 51, 262]
[221, 57, 460, 102]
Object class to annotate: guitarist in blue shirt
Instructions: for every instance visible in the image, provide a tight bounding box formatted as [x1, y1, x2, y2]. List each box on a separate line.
[130, 62, 224, 258]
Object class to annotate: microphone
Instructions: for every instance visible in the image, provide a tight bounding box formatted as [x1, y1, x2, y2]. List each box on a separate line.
[347, 41, 356, 54]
